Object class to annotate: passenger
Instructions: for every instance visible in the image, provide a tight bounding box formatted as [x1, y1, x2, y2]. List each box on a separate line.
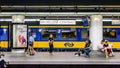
[98, 40, 104, 53]
[103, 40, 114, 59]
[0, 59, 8, 68]
[48, 34, 54, 55]
[82, 39, 92, 57]
[26, 33, 35, 55]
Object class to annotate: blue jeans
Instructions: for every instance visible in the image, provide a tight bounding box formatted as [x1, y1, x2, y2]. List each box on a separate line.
[84, 49, 91, 56]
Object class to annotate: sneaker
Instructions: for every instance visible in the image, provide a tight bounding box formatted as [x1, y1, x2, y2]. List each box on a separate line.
[50, 53, 53, 55]
[112, 54, 115, 57]
[1, 54, 4, 56]
[30, 54, 34, 56]
[75, 54, 78, 56]
[106, 56, 109, 59]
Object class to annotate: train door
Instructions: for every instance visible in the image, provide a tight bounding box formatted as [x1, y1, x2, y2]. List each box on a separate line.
[0, 23, 9, 50]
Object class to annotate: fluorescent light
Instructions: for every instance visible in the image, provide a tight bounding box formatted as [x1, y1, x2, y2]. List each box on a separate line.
[102, 19, 112, 21]
[76, 19, 82, 21]
[24, 19, 40, 21]
[0, 19, 12, 21]
[1, 12, 120, 15]
[0, 19, 40, 21]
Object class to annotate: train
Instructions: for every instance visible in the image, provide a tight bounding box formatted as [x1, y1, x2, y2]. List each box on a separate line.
[0, 25, 120, 51]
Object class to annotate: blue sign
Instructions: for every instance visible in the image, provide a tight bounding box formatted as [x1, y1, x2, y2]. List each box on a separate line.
[82, 17, 89, 27]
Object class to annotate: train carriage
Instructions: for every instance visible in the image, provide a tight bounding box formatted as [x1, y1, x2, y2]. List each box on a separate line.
[0, 23, 120, 51]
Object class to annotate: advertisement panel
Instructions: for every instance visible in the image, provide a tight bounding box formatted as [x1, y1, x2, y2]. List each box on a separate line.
[13, 25, 27, 48]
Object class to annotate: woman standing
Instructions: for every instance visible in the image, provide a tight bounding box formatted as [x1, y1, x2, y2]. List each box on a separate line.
[27, 34, 35, 55]
[48, 34, 54, 55]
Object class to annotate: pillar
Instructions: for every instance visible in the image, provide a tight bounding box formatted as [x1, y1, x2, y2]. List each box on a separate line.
[90, 15, 103, 50]
[12, 15, 25, 23]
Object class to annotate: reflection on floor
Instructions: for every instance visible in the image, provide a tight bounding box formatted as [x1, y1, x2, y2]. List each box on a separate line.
[1, 51, 120, 64]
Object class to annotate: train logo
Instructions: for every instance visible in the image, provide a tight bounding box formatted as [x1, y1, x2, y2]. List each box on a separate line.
[64, 42, 74, 47]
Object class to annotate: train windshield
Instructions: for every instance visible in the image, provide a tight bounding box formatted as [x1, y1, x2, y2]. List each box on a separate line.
[42, 30, 56, 38]
[62, 30, 76, 39]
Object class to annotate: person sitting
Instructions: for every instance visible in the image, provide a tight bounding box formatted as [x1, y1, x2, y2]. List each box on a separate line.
[98, 40, 104, 53]
[82, 39, 92, 58]
[0, 59, 9, 68]
[103, 40, 114, 59]
[74, 39, 92, 57]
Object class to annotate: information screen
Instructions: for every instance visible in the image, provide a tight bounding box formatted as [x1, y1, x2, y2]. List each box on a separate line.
[13, 25, 27, 48]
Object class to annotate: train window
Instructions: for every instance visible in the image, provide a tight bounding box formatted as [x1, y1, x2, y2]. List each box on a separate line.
[0, 28, 8, 41]
[103, 30, 117, 38]
[42, 30, 56, 38]
[62, 30, 76, 39]
[81, 30, 89, 39]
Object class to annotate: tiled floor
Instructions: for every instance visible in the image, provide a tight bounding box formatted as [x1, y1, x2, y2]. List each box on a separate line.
[1, 51, 120, 64]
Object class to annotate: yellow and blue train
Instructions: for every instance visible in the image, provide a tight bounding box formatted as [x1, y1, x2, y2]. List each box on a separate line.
[0, 25, 120, 51]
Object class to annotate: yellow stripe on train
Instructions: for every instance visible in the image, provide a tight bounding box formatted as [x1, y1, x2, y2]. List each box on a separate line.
[109, 42, 120, 48]
[0, 26, 8, 28]
[28, 26, 120, 28]
[2, 26, 120, 28]
[0, 41, 8, 48]
[33, 42, 85, 48]
[1, 41, 120, 49]
[33, 41, 120, 48]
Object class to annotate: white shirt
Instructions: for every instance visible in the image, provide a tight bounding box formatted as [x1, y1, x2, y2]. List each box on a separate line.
[98, 44, 103, 49]
[29, 36, 34, 42]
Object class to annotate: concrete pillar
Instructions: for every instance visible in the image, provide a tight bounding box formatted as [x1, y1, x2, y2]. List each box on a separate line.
[90, 15, 103, 50]
[12, 15, 25, 23]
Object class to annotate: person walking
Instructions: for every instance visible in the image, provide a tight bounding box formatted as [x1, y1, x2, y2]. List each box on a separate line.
[27, 33, 35, 55]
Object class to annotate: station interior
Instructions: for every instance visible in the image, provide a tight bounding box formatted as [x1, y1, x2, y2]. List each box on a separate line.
[1, 0, 120, 68]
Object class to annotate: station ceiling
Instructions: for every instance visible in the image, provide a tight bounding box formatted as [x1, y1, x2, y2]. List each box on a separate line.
[0, 0, 120, 5]
[0, 0, 120, 13]
[0, 0, 120, 18]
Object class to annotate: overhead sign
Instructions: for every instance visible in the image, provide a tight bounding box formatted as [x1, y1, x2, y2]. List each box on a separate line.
[112, 20, 120, 25]
[40, 20, 76, 25]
